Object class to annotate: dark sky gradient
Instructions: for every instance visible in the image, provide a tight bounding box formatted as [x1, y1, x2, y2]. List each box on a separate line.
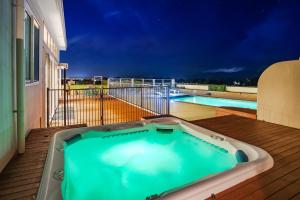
[61, 0, 300, 80]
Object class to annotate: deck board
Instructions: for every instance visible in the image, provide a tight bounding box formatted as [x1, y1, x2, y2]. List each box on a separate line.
[0, 115, 299, 200]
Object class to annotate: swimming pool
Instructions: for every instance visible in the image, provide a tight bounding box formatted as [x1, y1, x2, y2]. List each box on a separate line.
[173, 96, 257, 110]
[37, 117, 273, 200]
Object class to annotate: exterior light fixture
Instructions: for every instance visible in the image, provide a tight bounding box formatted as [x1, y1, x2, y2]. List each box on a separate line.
[57, 63, 68, 70]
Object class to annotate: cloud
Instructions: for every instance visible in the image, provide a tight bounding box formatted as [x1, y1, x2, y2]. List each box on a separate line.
[204, 67, 244, 73]
[103, 10, 121, 19]
[68, 35, 88, 46]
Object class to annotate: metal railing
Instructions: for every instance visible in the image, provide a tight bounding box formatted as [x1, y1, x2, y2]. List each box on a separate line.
[108, 78, 175, 88]
[47, 86, 170, 127]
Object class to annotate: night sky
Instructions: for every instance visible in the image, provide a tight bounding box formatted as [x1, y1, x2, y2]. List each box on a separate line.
[61, 0, 300, 81]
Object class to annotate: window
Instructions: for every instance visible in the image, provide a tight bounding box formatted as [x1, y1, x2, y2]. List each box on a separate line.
[33, 20, 39, 81]
[24, 12, 40, 83]
[24, 12, 31, 81]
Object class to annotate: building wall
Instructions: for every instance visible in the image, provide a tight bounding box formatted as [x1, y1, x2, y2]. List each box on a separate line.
[257, 60, 300, 129]
[0, 0, 16, 172]
[24, 0, 61, 132]
[25, 84, 43, 134]
[0, 0, 65, 172]
[23, 1, 45, 133]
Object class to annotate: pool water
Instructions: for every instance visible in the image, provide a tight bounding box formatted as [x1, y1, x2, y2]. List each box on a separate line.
[174, 96, 257, 110]
[62, 125, 238, 200]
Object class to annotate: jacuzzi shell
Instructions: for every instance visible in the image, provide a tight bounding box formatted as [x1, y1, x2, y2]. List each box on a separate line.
[37, 117, 274, 200]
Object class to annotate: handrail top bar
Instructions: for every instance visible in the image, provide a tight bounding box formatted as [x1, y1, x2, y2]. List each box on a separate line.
[47, 86, 170, 91]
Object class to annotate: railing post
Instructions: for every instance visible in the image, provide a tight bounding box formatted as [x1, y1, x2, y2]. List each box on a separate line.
[166, 86, 170, 115]
[100, 87, 104, 125]
[63, 68, 67, 126]
[66, 89, 69, 126]
[141, 87, 143, 108]
[47, 88, 50, 128]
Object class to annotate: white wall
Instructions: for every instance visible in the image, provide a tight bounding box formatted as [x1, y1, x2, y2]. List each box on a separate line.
[24, 0, 62, 131]
[226, 86, 257, 94]
[257, 60, 300, 129]
[25, 84, 43, 134]
[177, 84, 257, 94]
[177, 84, 209, 90]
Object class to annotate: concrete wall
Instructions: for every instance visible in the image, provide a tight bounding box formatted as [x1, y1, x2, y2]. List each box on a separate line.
[177, 84, 257, 94]
[0, 0, 16, 172]
[226, 86, 257, 94]
[178, 88, 257, 101]
[177, 84, 209, 90]
[257, 60, 300, 129]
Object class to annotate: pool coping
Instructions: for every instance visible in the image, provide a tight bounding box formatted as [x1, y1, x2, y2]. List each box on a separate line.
[172, 95, 257, 111]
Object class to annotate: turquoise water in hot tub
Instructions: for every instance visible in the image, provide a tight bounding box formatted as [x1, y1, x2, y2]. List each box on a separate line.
[62, 124, 238, 200]
[174, 96, 257, 110]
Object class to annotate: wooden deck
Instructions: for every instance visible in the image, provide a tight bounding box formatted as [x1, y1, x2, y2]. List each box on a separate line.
[192, 116, 300, 200]
[0, 125, 86, 200]
[0, 115, 300, 199]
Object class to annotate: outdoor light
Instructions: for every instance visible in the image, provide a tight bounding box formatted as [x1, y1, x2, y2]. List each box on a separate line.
[58, 63, 69, 70]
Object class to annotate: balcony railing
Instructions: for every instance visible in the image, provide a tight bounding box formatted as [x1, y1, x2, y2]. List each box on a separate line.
[47, 86, 170, 127]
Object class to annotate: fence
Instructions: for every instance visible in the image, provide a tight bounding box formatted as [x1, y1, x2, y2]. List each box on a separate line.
[47, 86, 170, 127]
[108, 78, 176, 88]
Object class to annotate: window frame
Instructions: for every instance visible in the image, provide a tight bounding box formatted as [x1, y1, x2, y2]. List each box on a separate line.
[24, 9, 41, 85]
[24, 11, 32, 83]
[33, 19, 40, 82]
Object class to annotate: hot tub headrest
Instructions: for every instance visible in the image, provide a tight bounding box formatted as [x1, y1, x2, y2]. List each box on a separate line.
[65, 134, 82, 145]
[235, 150, 249, 163]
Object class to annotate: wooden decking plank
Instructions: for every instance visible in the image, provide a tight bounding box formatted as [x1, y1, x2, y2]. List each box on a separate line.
[3, 158, 46, 170]
[1, 163, 45, 175]
[0, 177, 41, 192]
[0, 172, 43, 185]
[267, 178, 300, 200]
[239, 167, 300, 200]
[290, 192, 300, 200]
[0, 182, 40, 195]
[214, 159, 300, 200]
[1, 189, 38, 200]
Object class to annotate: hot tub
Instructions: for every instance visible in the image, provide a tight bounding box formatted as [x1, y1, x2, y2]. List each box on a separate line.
[37, 117, 273, 200]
